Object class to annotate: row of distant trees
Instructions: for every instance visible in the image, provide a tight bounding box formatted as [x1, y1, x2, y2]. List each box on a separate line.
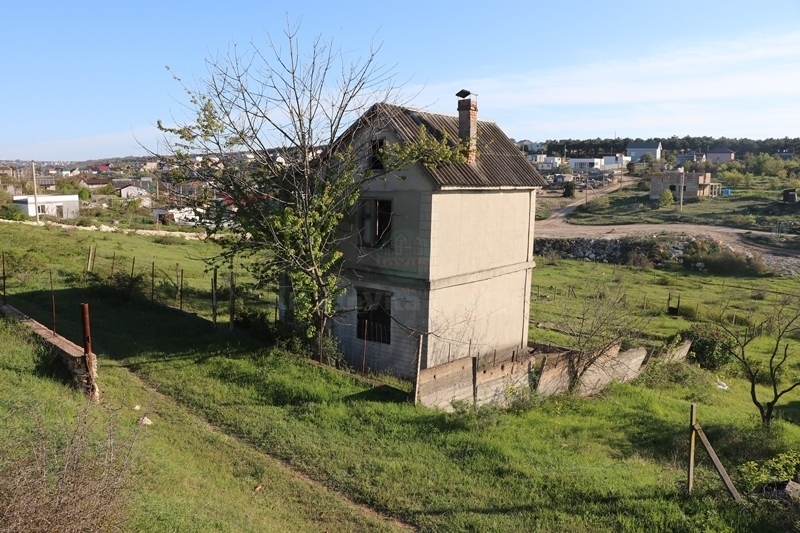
[543, 136, 800, 159]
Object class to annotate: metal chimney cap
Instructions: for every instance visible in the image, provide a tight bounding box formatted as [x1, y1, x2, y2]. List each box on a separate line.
[455, 89, 472, 99]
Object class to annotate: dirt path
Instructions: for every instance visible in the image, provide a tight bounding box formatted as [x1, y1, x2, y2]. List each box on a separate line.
[0, 218, 206, 240]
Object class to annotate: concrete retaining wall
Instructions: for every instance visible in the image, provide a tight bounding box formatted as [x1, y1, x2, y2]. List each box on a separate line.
[1, 302, 98, 401]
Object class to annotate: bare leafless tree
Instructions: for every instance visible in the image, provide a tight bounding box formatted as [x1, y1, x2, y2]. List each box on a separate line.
[554, 278, 648, 392]
[155, 21, 404, 361]
[719, 299, 800, 426]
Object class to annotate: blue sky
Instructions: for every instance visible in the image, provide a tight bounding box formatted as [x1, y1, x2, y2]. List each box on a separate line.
[3, 0, 800, 161]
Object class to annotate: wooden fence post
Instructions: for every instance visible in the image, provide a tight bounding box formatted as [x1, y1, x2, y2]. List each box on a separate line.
[151, 261, 155, 301]
[179, 269, 184, 311]
[2, 251, 6, 304]
[413, 334, 423, 405]
[688, 403, 741, 501]
[688, 403, 697, 493]
[49, 269, 56, 335]
[211, 266, 218, 330]
[130, 256, 136, 278]
[110, 252, 115, 279]
[362, 320, 368, 374]
[229, 270, 235, 332]
[472, 356, 478, 407]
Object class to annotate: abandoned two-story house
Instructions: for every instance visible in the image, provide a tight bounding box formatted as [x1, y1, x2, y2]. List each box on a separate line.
[329, 96, 547, 378]
[649, 170, 721, 201]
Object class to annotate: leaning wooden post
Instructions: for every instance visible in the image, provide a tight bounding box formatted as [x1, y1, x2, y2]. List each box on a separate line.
[228, 270, 235, 332]
[211, 266, 218, 330]
[81, 303, 99, 402]
[179, 269, 184, 311]
[109, 251, 115, 279]
[151, 261, 155, 301]
[688, 403, 697, 493]
[413, 334, 423, 405]
[130, 256, 136, 278]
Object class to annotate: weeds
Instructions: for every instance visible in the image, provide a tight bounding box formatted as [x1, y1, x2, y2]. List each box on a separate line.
[0, 404, 141, 532]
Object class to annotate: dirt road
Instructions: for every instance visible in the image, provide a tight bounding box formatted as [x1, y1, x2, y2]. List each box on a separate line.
[536, 191, 800, 274]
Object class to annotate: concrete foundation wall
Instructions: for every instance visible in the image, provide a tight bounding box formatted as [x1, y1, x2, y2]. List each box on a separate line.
[416, 354, 536, 411]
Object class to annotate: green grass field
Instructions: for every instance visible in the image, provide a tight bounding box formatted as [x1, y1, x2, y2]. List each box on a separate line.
[565, 181, 800, 234]
[3, 222, 800, 531]
[0, 317, 402, 532]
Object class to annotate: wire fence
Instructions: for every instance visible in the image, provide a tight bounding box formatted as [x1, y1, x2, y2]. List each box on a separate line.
[0, 246, 279, 331]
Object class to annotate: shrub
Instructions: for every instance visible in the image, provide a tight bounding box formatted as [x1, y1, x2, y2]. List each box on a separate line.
[584, 196, 610, 212]
[534, 201, 551, 220]
[0, 204, 27, 221]
[152, 235, 187, 246]
[659, 189, 674, 208]
[0, 405, 138, 531]
[78, 188, 91, 200]
[563, 181, 575, 198]
[681, 323, 734, 370]
[737, 450, 800, 493]
[626, 249, 653, 270]
[686, 249, 769, 276]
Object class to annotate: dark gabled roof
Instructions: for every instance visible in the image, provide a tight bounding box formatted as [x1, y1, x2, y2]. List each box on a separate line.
[707, 147, 734, 153]
[351, 103, 546, 189]
[626, 141, 662, 149]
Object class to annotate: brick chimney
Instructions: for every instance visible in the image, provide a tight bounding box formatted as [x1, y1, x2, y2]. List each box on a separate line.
[457, 96, 477, 164]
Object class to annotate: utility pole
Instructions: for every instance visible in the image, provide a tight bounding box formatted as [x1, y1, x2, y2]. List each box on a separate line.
[31, 161, 40, 224]
[679, 170, 685, 212]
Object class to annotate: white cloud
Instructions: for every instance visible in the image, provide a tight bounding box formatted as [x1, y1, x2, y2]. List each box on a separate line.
[411, 29, 800, 139]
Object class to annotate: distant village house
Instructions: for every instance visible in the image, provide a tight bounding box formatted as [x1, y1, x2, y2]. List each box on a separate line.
[706, 147, 735, 163]
[12, 194, 80, 219]
[649, 171, 720, 201]
[626, 141, 662, 162]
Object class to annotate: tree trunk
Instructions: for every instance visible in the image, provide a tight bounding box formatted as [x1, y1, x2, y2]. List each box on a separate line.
[314, 311, 326, 364]
[763, 403, 774, 427]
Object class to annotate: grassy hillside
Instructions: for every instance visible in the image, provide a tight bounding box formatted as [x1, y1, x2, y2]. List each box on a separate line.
[0, 315, 401, 531]
[3, 222, 800, 531]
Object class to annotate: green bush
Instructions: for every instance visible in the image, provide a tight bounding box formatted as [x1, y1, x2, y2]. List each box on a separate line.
[681, 323, 734, 370]
[0, 204, 27, 221]
[659, 189, 674, 208]
[152, 235, 187, 246]
[737, 450, 800, 493]
[535, 201, 551, 220]
[563, 181, 575, 198]
[686, 249, 769, 276]
[585, 196, 610, 212]
[78, 188, 91, 201]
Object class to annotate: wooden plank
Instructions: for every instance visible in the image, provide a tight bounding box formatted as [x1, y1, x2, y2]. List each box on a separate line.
[417, 367, 473, 397]
[418, 356, 473, 384]
[693, 423, 741, 501]
[475, 355, 536, 386]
